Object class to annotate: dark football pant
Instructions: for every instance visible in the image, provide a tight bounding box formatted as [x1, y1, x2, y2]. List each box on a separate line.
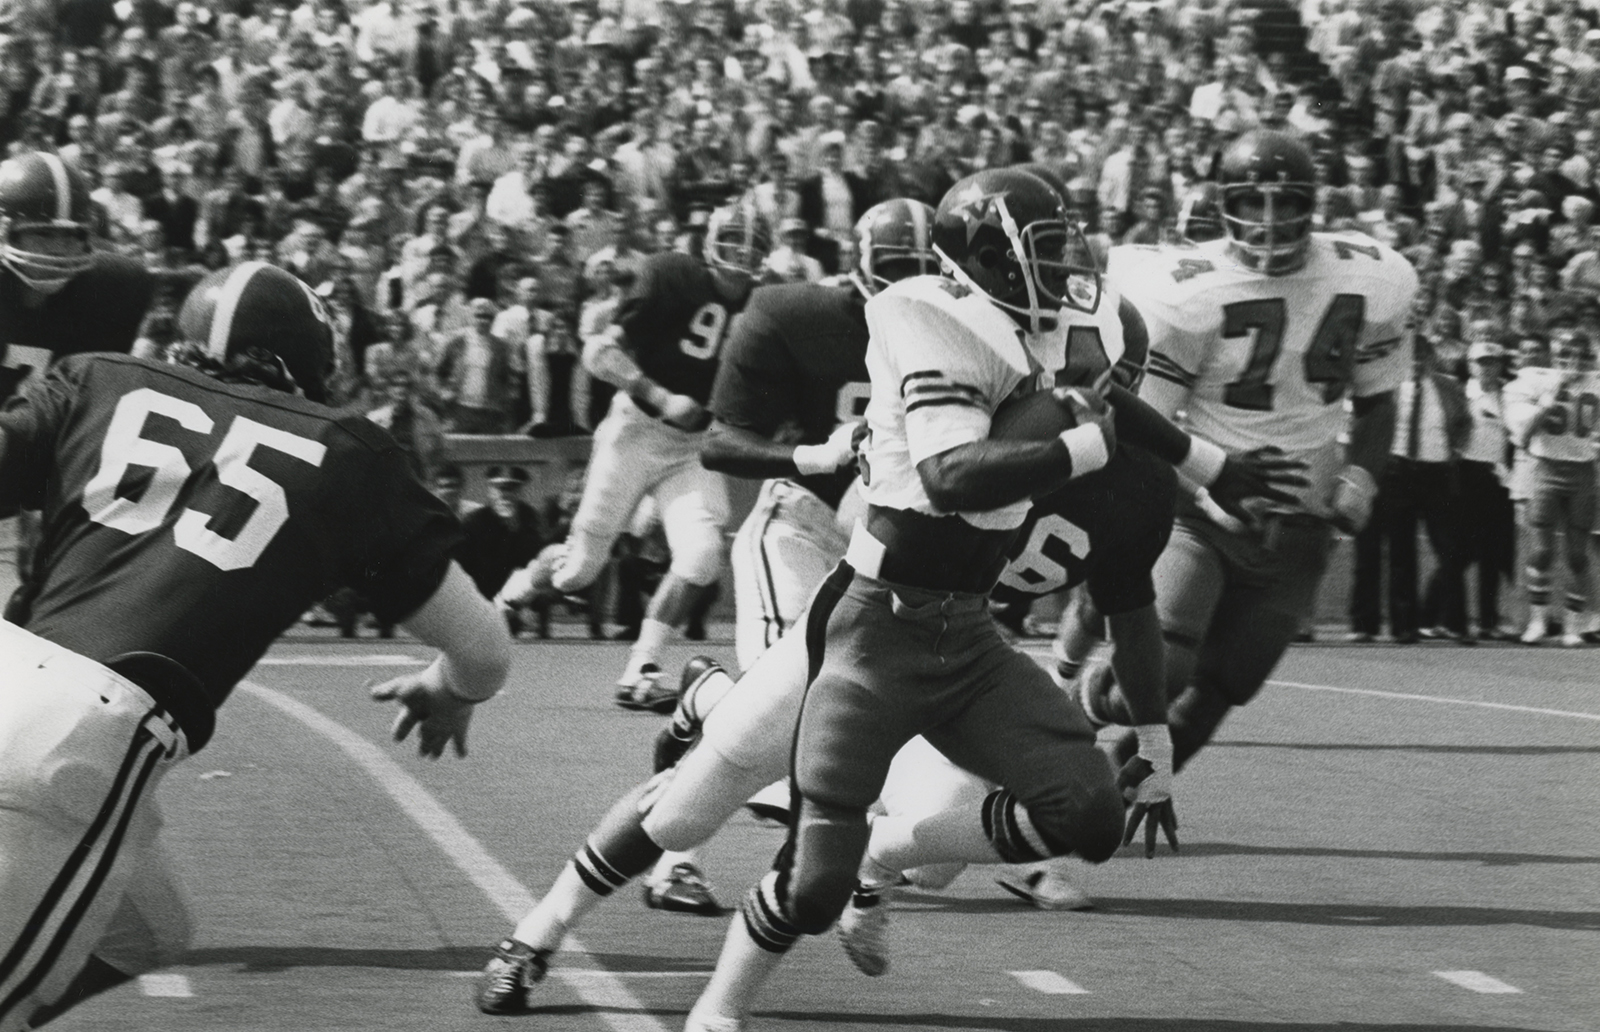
[755, 564, 1121, 942]
[1147, 514, 1332, 773]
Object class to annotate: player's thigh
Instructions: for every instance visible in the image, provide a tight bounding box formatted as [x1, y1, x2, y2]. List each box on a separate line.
[1196, 523, 1330, 706]
[922, 646, 1108, 812]
[700, 628, 811, 773]
[879, 734, 990, 820]
[1568, 465, 1597, 537]
[654, 460, 732, 580]
[1152, 519, 1227, 648]
[733, 484, 849, 669]
[569, 402, 673, 542]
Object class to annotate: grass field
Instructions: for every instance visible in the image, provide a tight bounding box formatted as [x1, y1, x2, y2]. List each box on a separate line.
[44, 630, 1600, 1032]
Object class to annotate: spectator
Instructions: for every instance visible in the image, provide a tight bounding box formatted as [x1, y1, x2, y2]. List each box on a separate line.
[1460, 338, 1517, 640]
[433, 296, 526, 433]
[764, 217, 826, 282]
[457, 465, 546, 601]
[798, 130, 867, 273]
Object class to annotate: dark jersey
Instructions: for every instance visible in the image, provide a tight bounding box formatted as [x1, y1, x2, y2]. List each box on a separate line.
[0, 252, 155, 402]
[992, 442, 1178, 616]
[617, 251, 746, 406]
[0, 354, 460, 714]
[711, 281, 871, 509]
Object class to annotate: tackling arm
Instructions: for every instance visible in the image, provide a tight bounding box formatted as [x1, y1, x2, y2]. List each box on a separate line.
[584, 324, 708, 430]
[701, 419, 862, 480]
[371, 560, 512, 758]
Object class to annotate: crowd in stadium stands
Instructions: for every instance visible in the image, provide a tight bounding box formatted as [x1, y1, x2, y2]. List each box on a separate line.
[2, 0, 1597, 644]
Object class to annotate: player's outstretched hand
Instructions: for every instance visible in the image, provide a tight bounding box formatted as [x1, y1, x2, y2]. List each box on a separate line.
[1208, 446, 1309, 525]
[1054, 386, 1116, 457]
[371, 670, 476, 760]
[1115, 752, 1179, 858]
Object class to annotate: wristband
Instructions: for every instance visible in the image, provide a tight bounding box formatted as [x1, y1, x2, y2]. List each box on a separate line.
[1134, 724, 1173, 766]
[793, 442, 841, 476]
[1059, 424, 1110, 478]
[1177, 437, 1228, 487]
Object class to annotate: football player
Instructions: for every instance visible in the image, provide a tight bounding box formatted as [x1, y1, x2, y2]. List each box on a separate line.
[473, 181, 1306, 1018]
[1504, 326, 1600, 645]
[1092, 129, 1417, 777]
[0, 262, 510, 1031]
[0, 152, 155, 614]
[543, 201, 773, 706]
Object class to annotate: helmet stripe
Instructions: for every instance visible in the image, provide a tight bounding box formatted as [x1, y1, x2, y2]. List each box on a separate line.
[208, 261, 269, 360]
[907, 198, 929, 271]
[37, 153, 72, 221]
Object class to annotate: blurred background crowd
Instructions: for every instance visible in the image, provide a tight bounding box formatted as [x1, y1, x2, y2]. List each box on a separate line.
[2, 0, 1598, 643]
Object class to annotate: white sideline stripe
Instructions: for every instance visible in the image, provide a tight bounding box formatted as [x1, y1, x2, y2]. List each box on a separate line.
[1269, 680, 1600, 722]
[1434, 971, 1523, 994]
[1009, 970, 1088, 995]
[138, 974, 194, 998]
[256, 655, 428, 667]
[238, 681, 671, 1032]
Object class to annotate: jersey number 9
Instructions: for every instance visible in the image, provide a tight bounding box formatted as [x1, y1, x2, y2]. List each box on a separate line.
[678, 302, 730, 360]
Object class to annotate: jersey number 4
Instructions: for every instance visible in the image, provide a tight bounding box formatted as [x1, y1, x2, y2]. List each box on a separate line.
[1221, 294, 1364, 411]
[997, 514, 1091, 596]
[83, 388, 328, 571]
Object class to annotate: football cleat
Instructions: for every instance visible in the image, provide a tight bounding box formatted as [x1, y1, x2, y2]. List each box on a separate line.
[642, 862, 723, 916]
[684, 1013, 746, 1032]
[743, 779, 792, 826]
[836, 884, 894, 977]
[615, 663, 678, 713]
[1561, 627, 1585, 648]
[1521, 615, 1549, 645]
[995, 868, 1094, 911]
[475, 939, 550, 1015]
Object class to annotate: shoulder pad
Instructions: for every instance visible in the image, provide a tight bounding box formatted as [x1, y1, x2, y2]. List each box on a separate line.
[871, 275, 1029, 376]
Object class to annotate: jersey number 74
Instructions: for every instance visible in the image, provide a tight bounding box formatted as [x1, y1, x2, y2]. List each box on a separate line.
[1221, 294, 1365, 411]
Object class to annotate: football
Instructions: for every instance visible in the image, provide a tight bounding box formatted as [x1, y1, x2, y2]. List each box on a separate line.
[990, 388, 1077, 441]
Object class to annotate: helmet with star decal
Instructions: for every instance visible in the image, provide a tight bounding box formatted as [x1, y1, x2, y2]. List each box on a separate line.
[931, 168, 1100, 334]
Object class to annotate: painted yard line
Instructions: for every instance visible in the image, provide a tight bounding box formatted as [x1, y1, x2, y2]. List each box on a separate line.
[238, 681, 671, 1032]
[138, 974, 194, 998]
[448, 970, 708, 980]
[1433, 971, 1523, 994]
[257, 655, 427, 667]
[1268, 679, 1600, 722]
[1009, 971, 1089, 995]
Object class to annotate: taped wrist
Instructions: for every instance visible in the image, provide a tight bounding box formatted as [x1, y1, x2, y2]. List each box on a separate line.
[1059, 424, 1110, 479]
[1134, 724, 1173, 768]
[792, 442, 841, 476]
[1177, 438, 1228, 488]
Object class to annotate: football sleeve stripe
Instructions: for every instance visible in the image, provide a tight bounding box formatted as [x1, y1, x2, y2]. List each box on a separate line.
[903, 376, 985, 399]
[905, 393, 987, 413]
[1146, 352, 1197, 388]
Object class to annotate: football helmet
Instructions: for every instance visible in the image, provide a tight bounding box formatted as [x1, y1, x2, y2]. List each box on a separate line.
[932, 168, 1101, 333]
[1012, 163, 1070, 206]
[0, 152, 94, 293]
[1217, 130, 1316, 274]
[177, 262, 335, 402]
[703, 200, 773, 278]
[1175, 182, 1226, 243]
[852, 198, 936, 296]
[1552, 328, 1595, 371]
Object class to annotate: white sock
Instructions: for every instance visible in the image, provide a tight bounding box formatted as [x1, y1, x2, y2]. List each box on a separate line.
[627, 618, 674, 674]
[511, 863, 604, 953]
[648, 848, 701, 887]
[689, 914, 788, 1027]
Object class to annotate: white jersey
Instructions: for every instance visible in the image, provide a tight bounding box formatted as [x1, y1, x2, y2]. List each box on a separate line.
[859, 276, 1038, 530]
[1503, 367, 1600, 463]
[1109, 233, 1418, 517]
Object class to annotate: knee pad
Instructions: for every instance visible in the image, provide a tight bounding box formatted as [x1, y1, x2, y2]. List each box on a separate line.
[992, 786, 1123, 867]
[782, 798, 870, 936]
[669, 529, 725, 586]
[551, 536, 608, 594]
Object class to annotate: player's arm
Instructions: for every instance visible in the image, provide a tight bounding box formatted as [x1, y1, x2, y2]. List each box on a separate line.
[701, 419, 863, 480]
[371, 560, 512, 759]
[1503, 373, 1568, 449]
[1106, 383, 1309, 518]
[1105, 603, 1179, 857]
[584, 321, 709, 431]
[915, 387, 1115, 512]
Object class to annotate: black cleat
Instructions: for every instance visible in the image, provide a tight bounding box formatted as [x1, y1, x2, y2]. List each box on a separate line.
[475, 939, 550, 1015]
[642, 862, 724, 916]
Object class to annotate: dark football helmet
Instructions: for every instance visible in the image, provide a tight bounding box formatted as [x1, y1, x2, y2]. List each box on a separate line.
[852, 198, 936, 296]
[1217, 130, 1316, 274]
[932, 168, 1101, 333]
[1175, 181, 1226, 243]
[0, 152, 95, 293]
[177, 262, 335, 402]
[704, 200, 774, 278]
